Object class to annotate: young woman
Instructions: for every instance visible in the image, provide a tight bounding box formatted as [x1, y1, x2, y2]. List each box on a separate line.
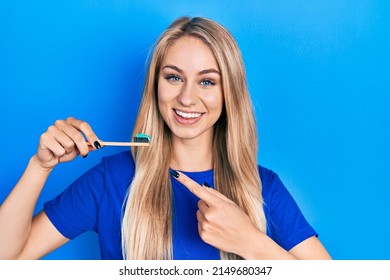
[0, 17, 331, 260]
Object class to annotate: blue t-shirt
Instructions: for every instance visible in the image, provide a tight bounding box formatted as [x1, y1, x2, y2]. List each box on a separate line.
[44, 151, 317, 259]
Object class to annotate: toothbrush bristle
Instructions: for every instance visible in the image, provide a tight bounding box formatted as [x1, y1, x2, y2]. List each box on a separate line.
[133, 133, 151, 143]
[133, 137, 149, 143]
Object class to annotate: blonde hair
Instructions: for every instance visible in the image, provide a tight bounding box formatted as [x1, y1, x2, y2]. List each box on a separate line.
[122, 16, 266, 260]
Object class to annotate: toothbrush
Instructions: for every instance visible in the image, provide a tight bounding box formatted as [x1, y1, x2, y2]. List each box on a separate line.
[93, 134, 151, 147]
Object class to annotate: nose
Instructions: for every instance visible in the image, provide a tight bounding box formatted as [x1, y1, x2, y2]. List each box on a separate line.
[177, 81, 197, 106]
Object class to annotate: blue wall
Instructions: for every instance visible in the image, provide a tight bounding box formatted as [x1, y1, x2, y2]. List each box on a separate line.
[1, 1, 389, 260]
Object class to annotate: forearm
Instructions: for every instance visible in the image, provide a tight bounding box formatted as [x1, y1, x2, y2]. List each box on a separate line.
[0, 155, 53, 259]
[238, 229, 298, 260]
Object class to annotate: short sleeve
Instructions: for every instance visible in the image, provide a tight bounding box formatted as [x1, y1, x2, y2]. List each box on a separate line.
[44, 162, 106, 239]
[260, 167, 318, 251]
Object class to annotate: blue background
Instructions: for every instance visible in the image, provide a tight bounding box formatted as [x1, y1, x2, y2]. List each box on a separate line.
[1, 1, 389, 260]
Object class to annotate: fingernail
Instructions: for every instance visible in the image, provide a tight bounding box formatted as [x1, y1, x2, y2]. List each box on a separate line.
[94, 141, 101, 150]
[82, 154, 88, 158]
[203, 182, 212, 188]
[170, 169, 180, 178]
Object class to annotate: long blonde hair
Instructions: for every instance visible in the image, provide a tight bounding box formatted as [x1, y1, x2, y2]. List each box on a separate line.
[122, 16, 266, 260]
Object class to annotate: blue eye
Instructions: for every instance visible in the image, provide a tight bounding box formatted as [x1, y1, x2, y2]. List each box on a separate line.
[200, 79, 216, 87]
[165, 74, 182, 82]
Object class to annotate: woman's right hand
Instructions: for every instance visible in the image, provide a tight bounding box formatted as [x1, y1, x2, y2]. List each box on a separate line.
[36, 117, 101, 170]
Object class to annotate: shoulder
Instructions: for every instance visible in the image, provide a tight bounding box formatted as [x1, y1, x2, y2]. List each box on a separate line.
[258, 165, 284, 195]
[258, 165, 280, 187]
[43, 151, 134, 240]
[257, 165, 293, 207]
[100, 150, 134, 169]
[98, 150, 135, 186]
[257, 165, 318, 250]
[64, 150, 135, 196]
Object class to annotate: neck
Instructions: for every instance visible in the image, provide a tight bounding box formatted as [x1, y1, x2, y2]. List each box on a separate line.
[170, 134, 213, 172]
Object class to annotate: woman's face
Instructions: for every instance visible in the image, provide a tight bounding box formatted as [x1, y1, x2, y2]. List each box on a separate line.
[157, 36, 223, 142]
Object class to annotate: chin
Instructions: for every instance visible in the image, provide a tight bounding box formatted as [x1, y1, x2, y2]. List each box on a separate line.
[170, 126, 211, 141]
[172, 130, 201, 140]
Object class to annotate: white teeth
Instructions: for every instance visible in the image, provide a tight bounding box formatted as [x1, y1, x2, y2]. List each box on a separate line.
[175, 109, 201, 119]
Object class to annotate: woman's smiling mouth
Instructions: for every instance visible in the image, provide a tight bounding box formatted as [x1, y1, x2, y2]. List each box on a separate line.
[173, 109, 204, 124]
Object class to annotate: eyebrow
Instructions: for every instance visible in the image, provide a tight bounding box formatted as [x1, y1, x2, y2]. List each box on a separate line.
[162, 64, 220, 75]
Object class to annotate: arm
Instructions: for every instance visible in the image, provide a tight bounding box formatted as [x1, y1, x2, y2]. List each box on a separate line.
[17, 211, 70, 260]
[171, 170, 331, 260]
[0, 117, 100, 259]
[239, 229, 331, 260]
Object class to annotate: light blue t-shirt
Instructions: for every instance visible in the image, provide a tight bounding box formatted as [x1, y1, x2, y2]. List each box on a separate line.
[44, 151, 317, 259]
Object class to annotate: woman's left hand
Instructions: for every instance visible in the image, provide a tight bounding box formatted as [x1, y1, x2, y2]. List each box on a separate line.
[171, 170, 261, 257]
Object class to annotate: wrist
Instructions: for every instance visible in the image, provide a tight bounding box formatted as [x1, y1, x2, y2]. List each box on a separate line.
[237, 228, 267, 260]
[239, 229, 298, 260]
[29, 155, 54, 175]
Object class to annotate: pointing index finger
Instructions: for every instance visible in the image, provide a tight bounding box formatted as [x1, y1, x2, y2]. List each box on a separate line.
[170, 170, 215, 206]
